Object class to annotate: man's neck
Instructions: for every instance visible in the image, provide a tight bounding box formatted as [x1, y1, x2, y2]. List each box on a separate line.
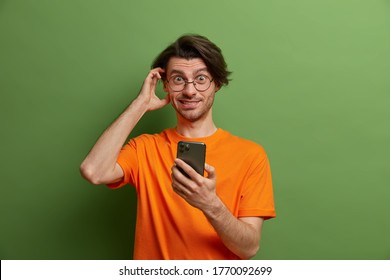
[175, 118, 217, 138]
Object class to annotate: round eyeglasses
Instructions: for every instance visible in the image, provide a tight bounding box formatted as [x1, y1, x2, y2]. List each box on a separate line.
[167, 75, 214, 92]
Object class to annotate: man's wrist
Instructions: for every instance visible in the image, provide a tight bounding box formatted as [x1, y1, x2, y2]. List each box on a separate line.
[129, 95, 149, 115]
[203, 196, 226, 222]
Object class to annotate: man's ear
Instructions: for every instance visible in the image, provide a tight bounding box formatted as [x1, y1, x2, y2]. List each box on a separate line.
[163, 80, 169, 92]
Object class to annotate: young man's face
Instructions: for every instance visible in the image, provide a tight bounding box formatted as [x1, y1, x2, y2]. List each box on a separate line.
[164, 57, 219, 123]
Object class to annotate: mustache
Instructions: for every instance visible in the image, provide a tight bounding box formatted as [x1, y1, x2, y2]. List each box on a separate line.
[177, 95, 201, 101]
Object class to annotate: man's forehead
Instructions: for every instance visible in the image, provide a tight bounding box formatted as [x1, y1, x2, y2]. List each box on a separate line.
[166, 57, 209, 74]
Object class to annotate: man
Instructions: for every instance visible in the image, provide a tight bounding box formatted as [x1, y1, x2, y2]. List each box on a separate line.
[80, 34, 275, 260]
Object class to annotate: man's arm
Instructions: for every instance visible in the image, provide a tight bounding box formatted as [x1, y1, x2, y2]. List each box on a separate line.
[206, 200, 264, 259]
[80, 68, 169, 185]
[171, 159, 263, 259]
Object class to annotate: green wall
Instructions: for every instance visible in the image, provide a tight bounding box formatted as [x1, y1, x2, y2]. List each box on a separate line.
[1, 0, 389, 259]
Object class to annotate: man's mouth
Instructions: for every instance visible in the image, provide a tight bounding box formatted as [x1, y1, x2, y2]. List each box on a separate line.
[178, 99, 201, 109]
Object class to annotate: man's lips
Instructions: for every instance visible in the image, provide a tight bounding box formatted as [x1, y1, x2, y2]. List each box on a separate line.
[178, 99, 201, 109]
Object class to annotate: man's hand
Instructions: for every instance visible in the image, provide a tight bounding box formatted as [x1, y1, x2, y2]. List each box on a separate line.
[171, 158, 263, 259]
[137, 67, 170, 112]
[171, 158, 218, 211]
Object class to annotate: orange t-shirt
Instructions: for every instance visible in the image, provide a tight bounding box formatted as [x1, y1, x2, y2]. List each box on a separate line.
[108, 128, 275, 259]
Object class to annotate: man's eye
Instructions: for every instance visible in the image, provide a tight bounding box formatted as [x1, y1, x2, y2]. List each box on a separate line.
[196, 75, 207, 83]
[173, 76, 184, 82]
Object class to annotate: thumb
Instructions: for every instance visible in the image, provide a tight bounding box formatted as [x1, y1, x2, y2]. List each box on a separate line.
[162, 93, 171, 106]
[156, 93, 170, 110]
[204, 163, 216, 180]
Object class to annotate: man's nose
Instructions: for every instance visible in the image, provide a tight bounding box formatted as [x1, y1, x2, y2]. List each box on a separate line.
[182, 82, 197, 95]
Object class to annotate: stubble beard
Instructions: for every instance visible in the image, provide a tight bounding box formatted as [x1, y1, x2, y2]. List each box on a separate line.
[174, 94, 215, 123]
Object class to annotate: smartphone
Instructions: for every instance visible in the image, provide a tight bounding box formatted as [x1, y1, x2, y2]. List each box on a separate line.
[176, 141, 206, 177]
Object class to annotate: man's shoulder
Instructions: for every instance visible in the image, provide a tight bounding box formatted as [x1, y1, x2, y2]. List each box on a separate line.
[130, 128, 173, 145]
[219, 129, 266, 153]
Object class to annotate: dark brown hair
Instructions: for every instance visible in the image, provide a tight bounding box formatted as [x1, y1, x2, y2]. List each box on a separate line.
[151, 34, 231, 88]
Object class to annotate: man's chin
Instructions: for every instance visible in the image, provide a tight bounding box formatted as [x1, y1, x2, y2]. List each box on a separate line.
[177, 110, 204, 123]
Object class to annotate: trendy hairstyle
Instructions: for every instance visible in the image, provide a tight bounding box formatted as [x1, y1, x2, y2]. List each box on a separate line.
[151, 34, 232, 88]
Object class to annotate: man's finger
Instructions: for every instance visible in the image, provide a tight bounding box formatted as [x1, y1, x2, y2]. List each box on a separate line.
[204, 163, 216, 180]
[174, 158, 198, 179]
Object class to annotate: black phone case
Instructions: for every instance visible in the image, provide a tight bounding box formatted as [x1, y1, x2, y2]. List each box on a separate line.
[177, 141, 206, 177]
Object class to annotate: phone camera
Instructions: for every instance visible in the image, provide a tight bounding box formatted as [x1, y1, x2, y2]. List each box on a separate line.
[179, 143, 191, 153]
[179, 143, 185, 153]
[179, 142, 191, 153]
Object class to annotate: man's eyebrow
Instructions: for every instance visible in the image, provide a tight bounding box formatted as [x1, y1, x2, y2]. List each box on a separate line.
[194, 67, 208, 74]
[169, 69, 185, 75]
[169, 68, 209, 76]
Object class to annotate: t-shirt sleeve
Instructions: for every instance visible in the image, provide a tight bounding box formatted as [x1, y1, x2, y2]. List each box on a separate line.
[106, 139, 139, 189]
[238, 148, 276, 219]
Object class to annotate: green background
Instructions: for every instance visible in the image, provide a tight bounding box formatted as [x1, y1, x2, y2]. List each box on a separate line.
[1, 0, 389, 260]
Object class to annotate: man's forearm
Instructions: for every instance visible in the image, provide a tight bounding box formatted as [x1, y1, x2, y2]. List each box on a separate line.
[203, 198, 262, 259]
[80, 98, 148, 184]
